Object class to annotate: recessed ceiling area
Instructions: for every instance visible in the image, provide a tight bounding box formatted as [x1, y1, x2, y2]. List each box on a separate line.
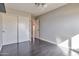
[5, 3, 67, 17]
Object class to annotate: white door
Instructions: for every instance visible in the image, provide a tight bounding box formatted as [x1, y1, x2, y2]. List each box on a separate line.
[2, 14, 17, 45]
[2, 14, 30, 45]
[18, 16, 30, 43]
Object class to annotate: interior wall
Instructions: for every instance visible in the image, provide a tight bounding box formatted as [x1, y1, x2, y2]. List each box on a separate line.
[0, 13, 2, 51]
[39, 3, 79, 44]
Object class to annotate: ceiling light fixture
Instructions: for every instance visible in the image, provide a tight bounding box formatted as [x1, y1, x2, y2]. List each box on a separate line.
[35, 3, 47, 8]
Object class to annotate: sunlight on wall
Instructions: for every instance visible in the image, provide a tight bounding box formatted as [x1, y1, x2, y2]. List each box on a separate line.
[58, 39, 69, 49]
[56, 34, 79, 56]
[72, 34, 79, 49]
[57, 34, 79, 49]
[56, 37, 69, 55]
[56, 37, 62, 44]
[56, 37, 69, 49]
[71, 51, 79, 56]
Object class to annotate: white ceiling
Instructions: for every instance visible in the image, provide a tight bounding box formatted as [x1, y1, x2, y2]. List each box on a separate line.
[5, 3, 67, 16]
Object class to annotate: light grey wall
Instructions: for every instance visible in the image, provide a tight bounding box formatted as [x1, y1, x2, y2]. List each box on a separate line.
[0, 14, 2, 51]
[39, 4, 79, 44]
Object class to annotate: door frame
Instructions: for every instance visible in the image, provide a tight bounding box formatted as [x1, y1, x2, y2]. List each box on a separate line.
[31, 17, 40, 43]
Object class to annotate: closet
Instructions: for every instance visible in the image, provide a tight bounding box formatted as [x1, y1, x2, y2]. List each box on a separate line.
[2, 13, 31, 45]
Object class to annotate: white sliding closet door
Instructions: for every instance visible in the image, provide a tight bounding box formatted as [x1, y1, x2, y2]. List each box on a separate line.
[2, 14, 30, 45]
[18, 16, 30, 43]
[2, 14, 17, 45]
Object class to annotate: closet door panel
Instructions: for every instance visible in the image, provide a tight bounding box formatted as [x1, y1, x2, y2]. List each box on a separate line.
[18, 16, 30, 43]
[2, 14, 17, 45]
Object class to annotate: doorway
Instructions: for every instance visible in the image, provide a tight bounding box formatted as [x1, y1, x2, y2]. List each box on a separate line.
[31, 17, 40, 43]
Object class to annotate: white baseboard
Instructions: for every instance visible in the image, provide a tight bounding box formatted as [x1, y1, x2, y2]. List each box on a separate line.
[0, 47, 1, 51]
[0, 45, 2, 51]
[2, 40, 30, 46]
[39, 37, 57, 45]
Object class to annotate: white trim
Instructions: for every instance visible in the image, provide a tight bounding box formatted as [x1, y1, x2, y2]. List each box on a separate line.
[0, 48, 1, 51]
[0, 47, 1, 51]
[2, 40, 30, 46]
[0, 44, 2, 51]
[39, 37, 57, 45]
